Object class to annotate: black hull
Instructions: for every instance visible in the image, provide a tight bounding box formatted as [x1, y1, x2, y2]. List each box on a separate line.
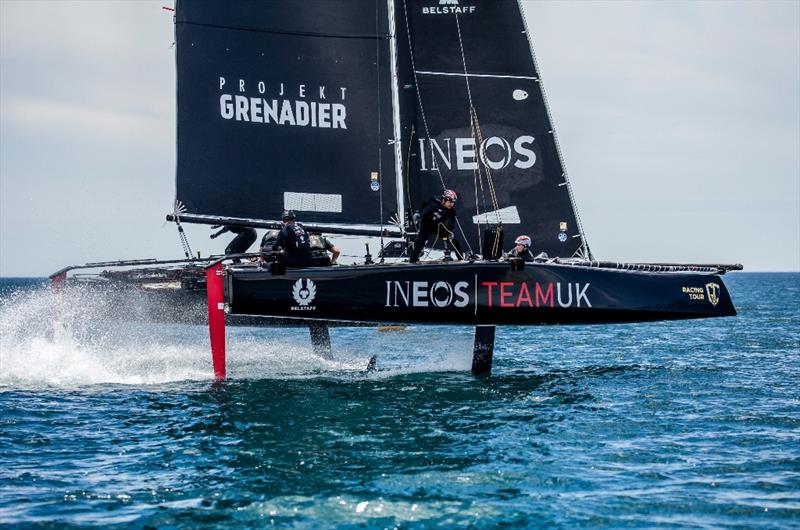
[228, 261, 736, 325]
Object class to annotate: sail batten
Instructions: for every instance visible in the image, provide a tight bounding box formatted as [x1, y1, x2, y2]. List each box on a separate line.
[415, 70, 539, 80]
[179, 21, 390, 41]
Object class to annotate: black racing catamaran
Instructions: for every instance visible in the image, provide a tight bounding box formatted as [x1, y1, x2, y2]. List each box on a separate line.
[51, 0, 741, 378]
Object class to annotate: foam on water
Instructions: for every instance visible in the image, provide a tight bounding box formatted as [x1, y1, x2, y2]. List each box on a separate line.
[0, 284, 473, 388]
[0, 285, 209, 386]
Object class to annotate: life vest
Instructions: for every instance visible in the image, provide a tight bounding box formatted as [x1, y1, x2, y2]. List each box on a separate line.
[309, 234, 332, 266]
[285, 223, 310, 252]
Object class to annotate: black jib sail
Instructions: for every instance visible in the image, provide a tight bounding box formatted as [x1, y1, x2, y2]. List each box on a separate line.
[396, 0, 590, 258]
[174, 0, 399, 231]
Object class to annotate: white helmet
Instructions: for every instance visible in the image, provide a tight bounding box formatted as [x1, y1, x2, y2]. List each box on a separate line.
[514, 235, 532, 248]
[441, 189, 458, 202]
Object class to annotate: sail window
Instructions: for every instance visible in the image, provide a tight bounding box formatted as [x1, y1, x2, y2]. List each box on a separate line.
[471, 206, 521, 225]
[284, 192, 342, 213]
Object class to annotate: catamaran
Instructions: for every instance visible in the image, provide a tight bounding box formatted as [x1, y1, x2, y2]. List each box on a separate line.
[51, 0, 741, 378]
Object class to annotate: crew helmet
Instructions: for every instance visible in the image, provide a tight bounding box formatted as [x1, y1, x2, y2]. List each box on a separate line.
[282, 209, 296, 221]
[441, 189, 458, 202]
[514, 235, 532, 248]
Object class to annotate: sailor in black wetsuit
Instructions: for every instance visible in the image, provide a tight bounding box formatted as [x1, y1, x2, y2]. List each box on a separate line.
[321, 236, 340, 265]
[272, 210, 312, 268]
[210, 225, 258, 262]
[508, 234, 535, 262]
[409, 189, 463, 263]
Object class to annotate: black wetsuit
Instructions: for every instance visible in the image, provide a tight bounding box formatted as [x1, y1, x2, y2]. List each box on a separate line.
[260, 229, 280, 253]
[273, 222, 312, 268]
[223, 226, 258, 255]
[509, 247, 535, 263]
[409, 197, 463, 263]
[321, 236, 337, 254]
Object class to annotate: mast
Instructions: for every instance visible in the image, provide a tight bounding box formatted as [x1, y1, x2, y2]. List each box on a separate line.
[387, 0, 405, 232]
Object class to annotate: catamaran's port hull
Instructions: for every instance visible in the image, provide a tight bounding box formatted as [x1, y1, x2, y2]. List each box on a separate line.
[228, 261, 736, 325]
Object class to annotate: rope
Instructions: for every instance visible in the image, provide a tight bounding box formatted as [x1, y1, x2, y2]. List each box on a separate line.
[402, 0, 469, 254]
[401, 0, 447, 194]
[405, 124, 416, 216]
[455, 14, 503, 256]
[173, 212, 193, 259]
[400, 0, 472, 255]
[436, 222, 464, 260]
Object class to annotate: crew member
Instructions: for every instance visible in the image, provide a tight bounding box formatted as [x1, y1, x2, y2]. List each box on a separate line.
[319, 235, 341, 265]
[210, 225, 258, 262]
[306, 233, 341, 266]
[508, 234, 535, 262]
[273, 210, 312, 268]
[409, 189, 463, 263]
[259, 228, 280, 254]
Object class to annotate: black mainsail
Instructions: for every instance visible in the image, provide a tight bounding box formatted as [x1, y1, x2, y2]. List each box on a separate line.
[175, 0, 399, 231]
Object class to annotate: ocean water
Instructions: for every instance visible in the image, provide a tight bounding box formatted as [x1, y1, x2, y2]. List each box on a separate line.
[0, 273, 798, 529]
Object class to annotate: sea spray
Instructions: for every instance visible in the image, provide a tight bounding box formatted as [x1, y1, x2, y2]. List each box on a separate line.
[0, 284, 212, 387]
[0, 283, 473, 388]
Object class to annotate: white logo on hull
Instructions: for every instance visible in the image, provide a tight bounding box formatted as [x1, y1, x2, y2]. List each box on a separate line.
[292, 279, 317, 310]
[385, 281, 470, 308]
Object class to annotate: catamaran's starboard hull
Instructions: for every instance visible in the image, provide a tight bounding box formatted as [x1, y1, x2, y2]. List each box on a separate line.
[227, 261, 736, 325]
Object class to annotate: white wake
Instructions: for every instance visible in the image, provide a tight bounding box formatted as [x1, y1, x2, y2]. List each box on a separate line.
[0, 285, 474, 388]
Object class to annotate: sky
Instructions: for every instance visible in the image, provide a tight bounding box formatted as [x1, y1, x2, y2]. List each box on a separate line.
[1, 0, 798, 276]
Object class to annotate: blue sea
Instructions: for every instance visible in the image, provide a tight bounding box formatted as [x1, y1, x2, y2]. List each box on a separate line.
[1, 274, 798, 528]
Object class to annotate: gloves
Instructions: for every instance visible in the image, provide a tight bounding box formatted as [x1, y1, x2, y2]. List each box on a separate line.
[412, 212, 420, 225]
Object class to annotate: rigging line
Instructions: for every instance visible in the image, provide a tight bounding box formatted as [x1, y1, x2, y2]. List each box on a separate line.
[471, 108, 501, 223]
[470, 111, 497, 255]
[455, 16, 500, 220]
[404, 124, 416, 215]
[375, 0, 385, 260]
[470, 111, 489, 217]
[400, 0, 446, 193]
[172, 212, 193, 259]
[473, 151, 483, 251]
[470, 111, 490, 254]
[435, 222, 465, 260]
[454, 14, 475, 119]
[451, 13, 500, 251]
[400, 0, 471, 254]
